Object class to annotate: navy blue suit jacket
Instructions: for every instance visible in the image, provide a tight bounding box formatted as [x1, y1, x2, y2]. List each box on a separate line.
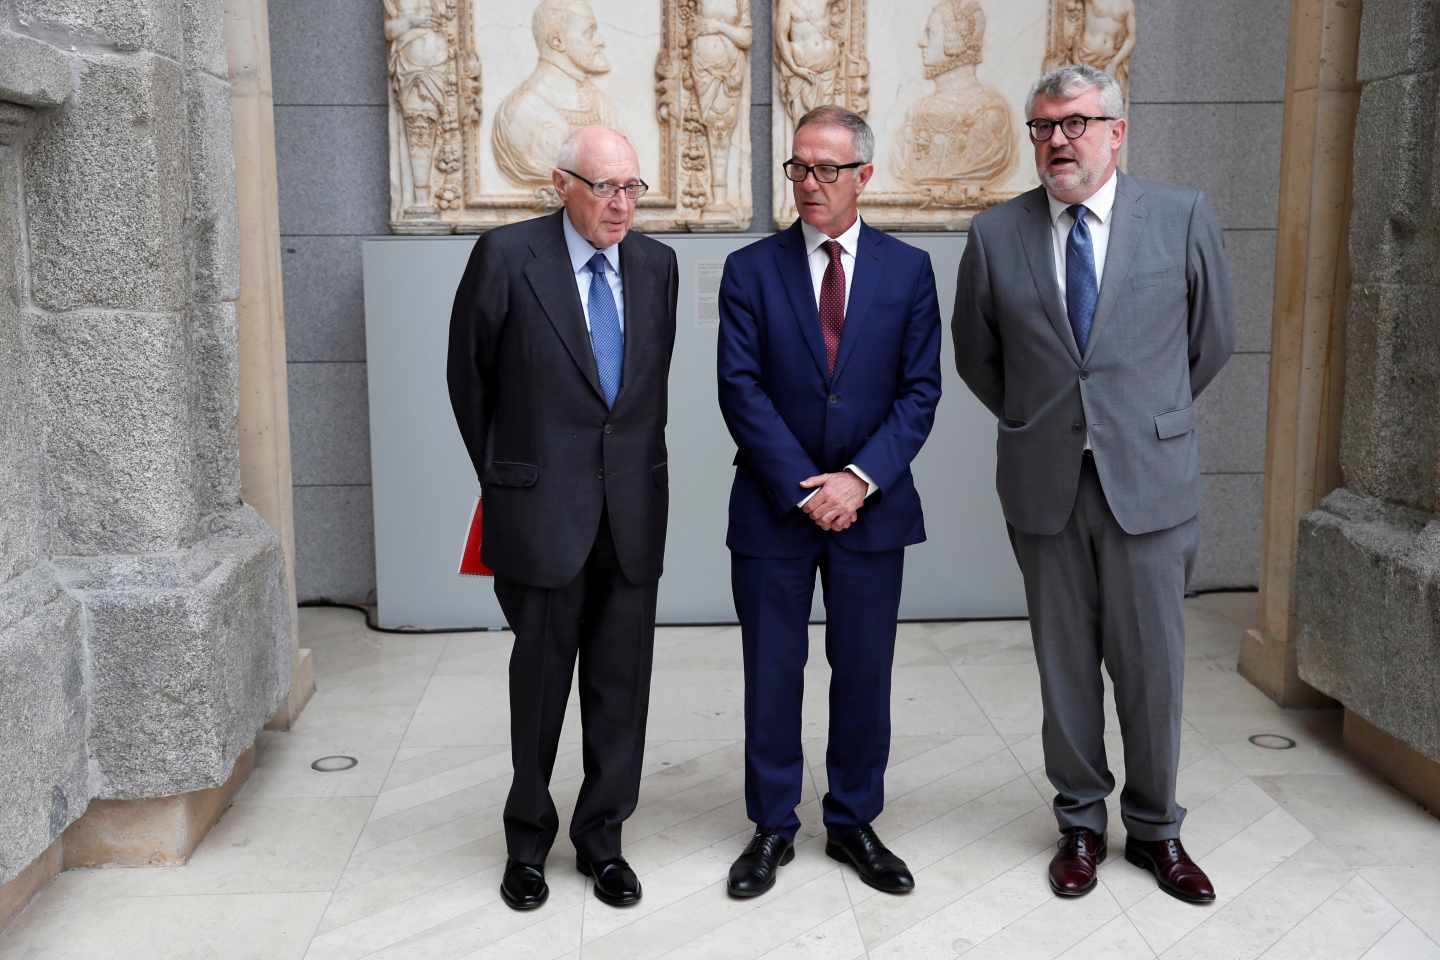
[717, 220, 943, 558]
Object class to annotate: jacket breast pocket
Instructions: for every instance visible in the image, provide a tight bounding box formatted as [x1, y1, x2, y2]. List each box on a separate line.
[1154, 406, 1194, 440]
[483, 460, 539, 487]
[1132, 266, 1182, 290]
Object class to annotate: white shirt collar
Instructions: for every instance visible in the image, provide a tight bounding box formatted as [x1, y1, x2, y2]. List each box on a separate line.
[562, 210, 620, 277]
[801, 216, 863, 259]
[1046, 170, 1119, 226]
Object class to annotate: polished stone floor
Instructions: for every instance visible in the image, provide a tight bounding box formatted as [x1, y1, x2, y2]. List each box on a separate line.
[4, 593, 1439, 960]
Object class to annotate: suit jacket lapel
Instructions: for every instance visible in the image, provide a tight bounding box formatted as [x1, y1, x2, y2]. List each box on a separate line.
[615, 234, 653, 406]
[523, 212, 604, 403]
[1083, 174, 1145, 364]
[831, 223, 881, 381]
[775, 221, 828, 379]
[1018, 188, 1082, 365]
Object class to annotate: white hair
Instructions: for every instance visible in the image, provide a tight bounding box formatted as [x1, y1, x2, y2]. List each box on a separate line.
[1025, 64, 1125, 118]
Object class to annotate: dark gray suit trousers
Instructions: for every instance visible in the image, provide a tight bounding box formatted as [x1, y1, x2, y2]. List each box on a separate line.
[1009, 454, 1197, 841]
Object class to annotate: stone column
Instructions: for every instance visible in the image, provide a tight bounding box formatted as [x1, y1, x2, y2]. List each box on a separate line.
[1238, 0, 1360, 706]
[0, 0, 291, 917]
[225, 0, 312, 729]
[1292, 0, 1440, 812]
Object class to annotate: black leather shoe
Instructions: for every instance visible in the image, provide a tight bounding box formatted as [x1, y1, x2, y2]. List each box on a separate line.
[727, 828, 796, 898]
[576, 855, 642, 907]
[500, 858, 548, 911]
[825, 825, 914, 895]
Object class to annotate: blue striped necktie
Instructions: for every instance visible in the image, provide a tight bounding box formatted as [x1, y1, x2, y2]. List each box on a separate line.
[586, 252, 622, 407]
[1066, 204, 1098, 355]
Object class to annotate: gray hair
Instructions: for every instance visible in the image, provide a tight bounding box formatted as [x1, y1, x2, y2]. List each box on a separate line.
[1025, 64, 1125, 119]
[555, 126, 632, 171]
[793, 105, 875, 164]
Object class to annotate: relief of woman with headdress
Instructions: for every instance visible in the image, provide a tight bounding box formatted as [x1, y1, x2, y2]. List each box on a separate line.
[894, 0, 1017, 191]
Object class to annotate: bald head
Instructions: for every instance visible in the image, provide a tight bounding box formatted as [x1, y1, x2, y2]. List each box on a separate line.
[552, 127, 642, 249]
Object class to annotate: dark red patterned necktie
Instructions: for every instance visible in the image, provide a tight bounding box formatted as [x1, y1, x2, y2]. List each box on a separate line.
[819, 239, 846, 374]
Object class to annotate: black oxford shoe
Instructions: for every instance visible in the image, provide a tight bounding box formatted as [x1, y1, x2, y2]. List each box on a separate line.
[825, 825, 914, 895]
[577, 855, 642, 907]
[500, 858, 548, 911]
[728, 828, 796, 898]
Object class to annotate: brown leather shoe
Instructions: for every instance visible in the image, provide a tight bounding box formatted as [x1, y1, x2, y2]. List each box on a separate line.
[1125, 837, 1216, 903]
[1048, 829, 1106, 897]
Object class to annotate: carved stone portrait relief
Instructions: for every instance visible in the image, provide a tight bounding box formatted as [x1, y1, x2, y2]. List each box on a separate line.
[385, 0, 753, 233]
[772, 0, 1134, 230]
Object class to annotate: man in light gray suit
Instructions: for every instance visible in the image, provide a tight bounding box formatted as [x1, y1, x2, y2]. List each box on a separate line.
[953, 64, 1235, 904]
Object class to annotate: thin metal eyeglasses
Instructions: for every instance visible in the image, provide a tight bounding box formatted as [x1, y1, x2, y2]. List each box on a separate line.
[561, 169, 649, 200]
[782, 160, 866, 184]
[1023, 115, 1116, 143]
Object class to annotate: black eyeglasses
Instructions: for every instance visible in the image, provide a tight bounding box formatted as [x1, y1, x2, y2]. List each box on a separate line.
[561, 169, 649, 200]
[1024, 115, 1116, 143]
[782, 160, 866, 184]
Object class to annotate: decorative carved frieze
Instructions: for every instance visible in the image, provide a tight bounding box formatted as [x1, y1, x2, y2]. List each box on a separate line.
[386, 0, 753, 234]
[772, 0, 1135, 231]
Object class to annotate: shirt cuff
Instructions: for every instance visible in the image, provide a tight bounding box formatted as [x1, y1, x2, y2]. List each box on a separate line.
[846, 464, 878, 498]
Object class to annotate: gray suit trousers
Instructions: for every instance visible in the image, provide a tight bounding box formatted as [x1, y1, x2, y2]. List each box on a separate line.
[1008, 455, 1198, 841]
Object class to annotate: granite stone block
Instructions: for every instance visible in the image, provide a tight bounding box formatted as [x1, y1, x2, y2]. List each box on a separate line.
[281, 236, 366, 362]
[751, 102, 773, 232]
[1132, 0, 1289, 103]
[1358, 0, 1440, 82]
[0, 568, 87, 887]
[293, 484, 375, 603]
[189, 303, 241, 516]
[1127, 103, 1283, 230]
[24, 54, 188, 312]
[1198, 353, 1270, 474]
[182, 0, 228, 79]
[1295, 488, 1440, 761]
[274, 105, 389, 236]
[16, 0, 184, 60]
[0, 30, 74, 109]
[1339, 282, 1440, 512]
[52, 507, 291, 798]
[188, 72, 240, 303]
[268, 0, 387, 106]
[1226, 230, 1276, 353]
[287, 361, 372, 486]
[0, 155, 43, 585]
[1194, 472, 1262, 591]
[1347, 71, 1440, 289]
[26, 309, 201, 554]
[750, 0, 771, 106]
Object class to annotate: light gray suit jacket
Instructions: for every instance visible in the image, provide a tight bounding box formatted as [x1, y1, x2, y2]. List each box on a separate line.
[953, 173, 1236, 537]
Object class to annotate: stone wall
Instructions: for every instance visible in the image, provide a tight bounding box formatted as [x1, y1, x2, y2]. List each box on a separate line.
[1294, 0, 1440, 762]
[273, 0, 1287, 602]
[0, 1, 290, 885]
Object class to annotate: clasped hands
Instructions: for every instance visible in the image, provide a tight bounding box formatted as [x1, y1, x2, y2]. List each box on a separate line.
[799, 470, 867, 532]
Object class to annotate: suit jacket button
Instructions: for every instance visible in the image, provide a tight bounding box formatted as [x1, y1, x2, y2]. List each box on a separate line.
[828, 394, 840, 406]
[1072, 421, 1084, 433]
[603, 424, 614, 436]
[596, 470, 605, 480]
[1079, 371, 1090, 380]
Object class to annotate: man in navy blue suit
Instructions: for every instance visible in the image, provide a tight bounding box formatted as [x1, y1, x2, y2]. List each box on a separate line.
[717, 105, 943, 898]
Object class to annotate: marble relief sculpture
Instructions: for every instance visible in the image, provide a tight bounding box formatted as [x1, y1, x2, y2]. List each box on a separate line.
[893, 0, 1017, 192]
[385, 0, 752, 233]
[385, 0, 452, 215]
[771, 0, 1125, 230]
[687, 0, 752, 210]
[492, 0, 621, 186]
[1045, 0, 1135, 97]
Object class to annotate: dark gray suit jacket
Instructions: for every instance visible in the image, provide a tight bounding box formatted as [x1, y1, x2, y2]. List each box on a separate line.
[447, 211, 679, 587]
[953, 173, 1236, 536]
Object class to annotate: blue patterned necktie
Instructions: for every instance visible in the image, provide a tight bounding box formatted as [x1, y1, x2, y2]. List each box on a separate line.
[1066, 203, 1098, 355]
[586, 252, 623, 407]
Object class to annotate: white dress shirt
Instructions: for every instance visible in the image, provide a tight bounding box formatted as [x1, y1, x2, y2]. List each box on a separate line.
[562, 210, 624, 332]
[796, 216, 876, 505]
[1045, 171, 1117, 451]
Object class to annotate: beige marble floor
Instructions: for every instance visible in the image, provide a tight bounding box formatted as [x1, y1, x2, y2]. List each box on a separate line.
[4, 593, 1439, 960]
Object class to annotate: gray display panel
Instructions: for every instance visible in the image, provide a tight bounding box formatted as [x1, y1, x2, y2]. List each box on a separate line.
[363, 234, 1025, 629]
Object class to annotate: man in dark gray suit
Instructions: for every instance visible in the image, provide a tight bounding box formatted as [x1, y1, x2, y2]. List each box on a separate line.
[448, 126, 678, 912]
[953, 65, 1235, 903]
